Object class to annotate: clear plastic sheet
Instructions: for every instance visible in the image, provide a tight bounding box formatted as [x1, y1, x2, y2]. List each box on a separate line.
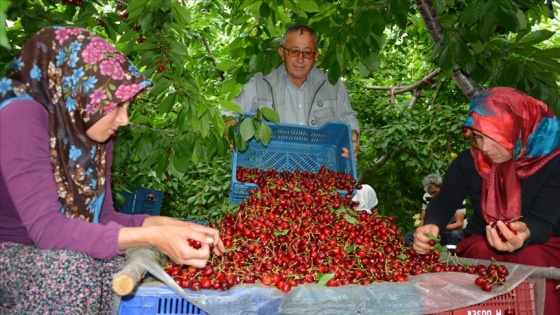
[115, 247, 549, 315]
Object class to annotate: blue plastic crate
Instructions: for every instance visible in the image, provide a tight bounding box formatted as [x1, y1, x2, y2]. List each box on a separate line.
[229, 121, 357, 204]
[118, 285, 206, 315]
[120, 188, 164, 216]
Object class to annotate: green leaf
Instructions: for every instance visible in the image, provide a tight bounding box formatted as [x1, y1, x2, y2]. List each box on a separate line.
[438, 45, 453, 71]
[273, 229, 289, 236]
[133, 42, 159, 51]
[453, 41, 471, 65]
[530, 57, 560, 73]
[171, 3, 191, 25]
[170, 41, 189, 56]
[139, 147, 164, 169]
[220, 100, 242, 114]
[257, 121, 273, 146]
[239, 118, 256, 141]
[517, 30, 555, 46]
[496, 4, 525, 32]
[425, 232, 440, 241]
[361, 53, 380, 72]
[431, 0, 446, 15]
[136, 135, 153, 161]
[259, 2, 271, 17]
[459, 0, 482, 26]
[317, 273, 335, 285]
[217, 60, 238, 72]
[298, 0, 320, 13]
[173, 150, 190, 173]
[127, 0, 145, 17]
[532, 47, 560, 59]
[462, 53, 477, 74]
[344, 214, 357, 225]
[155, 155, 168, 175]
[501, 62, 524, 86]
[158, 94, 176, 114]
[327, 61, 341, 85]
[477, 12, 497, 41]
[390, 0, 410, 29]
[260, 107, 280, 123]
[192, 141, 203, 165]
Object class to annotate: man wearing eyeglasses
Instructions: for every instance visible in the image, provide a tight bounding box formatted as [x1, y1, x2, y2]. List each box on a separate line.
[231, 24, 360, 160]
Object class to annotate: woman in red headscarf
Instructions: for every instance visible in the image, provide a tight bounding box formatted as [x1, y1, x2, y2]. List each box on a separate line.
[413, 87, 560, 314]
[0, 26, 224, 313]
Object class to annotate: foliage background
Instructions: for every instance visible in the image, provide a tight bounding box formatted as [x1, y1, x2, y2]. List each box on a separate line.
[1, 0, 559, 232]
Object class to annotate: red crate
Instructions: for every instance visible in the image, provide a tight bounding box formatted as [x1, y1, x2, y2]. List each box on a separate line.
[430, 279, 536, 315]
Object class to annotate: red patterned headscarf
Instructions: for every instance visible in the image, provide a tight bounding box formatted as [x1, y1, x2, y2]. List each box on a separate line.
[0, 27, 152, 222]
[462, 87, 560, 223]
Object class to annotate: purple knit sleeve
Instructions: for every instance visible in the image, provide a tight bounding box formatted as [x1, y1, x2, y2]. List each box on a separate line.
[0, 99, 137, 259]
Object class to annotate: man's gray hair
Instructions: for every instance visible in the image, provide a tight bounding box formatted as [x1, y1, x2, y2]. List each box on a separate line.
[282, 25, 318, 48]
[422, 174, 442, 192]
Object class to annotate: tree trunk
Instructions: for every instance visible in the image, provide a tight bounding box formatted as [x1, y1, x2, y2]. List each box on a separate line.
[414, 0, 482, 99]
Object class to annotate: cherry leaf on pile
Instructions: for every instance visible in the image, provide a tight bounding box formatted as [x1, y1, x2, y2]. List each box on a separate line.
[274, 229, 289, 236]
[317, 273, 335, 285]
[344, 214, 358, 224]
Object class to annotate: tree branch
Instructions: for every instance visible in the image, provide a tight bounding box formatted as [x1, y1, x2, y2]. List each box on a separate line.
[202, 36, 225, 81]
[364, 68, 441, 95]
[413, 0, 482, 99]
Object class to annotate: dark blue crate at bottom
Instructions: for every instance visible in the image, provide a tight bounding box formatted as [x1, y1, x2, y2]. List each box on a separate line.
[118, 285, 206, 315]
[120, 188, 164, 216]
[229, 121, 357, 205]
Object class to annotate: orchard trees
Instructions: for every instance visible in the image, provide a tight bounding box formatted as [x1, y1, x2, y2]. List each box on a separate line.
[1, 0, 558, 222]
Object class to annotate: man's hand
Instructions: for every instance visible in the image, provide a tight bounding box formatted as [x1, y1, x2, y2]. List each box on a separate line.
[341, 130, 359, 160]
[225, 119, 237, 152]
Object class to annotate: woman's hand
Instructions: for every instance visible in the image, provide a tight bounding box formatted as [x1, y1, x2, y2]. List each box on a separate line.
[119, 216, 226, 268]
[150, 225, 222, 268]
[142, 216, 225, 256]
[486, 220, 530, 252]
[183, 221, 226, 256]
[412, 224, 440, 254]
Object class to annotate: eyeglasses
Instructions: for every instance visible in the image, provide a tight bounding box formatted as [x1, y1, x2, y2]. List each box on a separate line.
[282, 46, 316, 59]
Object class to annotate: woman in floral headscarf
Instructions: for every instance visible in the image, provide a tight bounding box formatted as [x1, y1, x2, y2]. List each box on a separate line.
[413, 87, 560, 314]
[0, 26, 224, 313]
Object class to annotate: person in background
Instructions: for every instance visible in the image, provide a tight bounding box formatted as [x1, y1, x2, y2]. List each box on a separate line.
[227, 24, 360, 160]
[413, 87, 560, 314]
[404, 174, 466, 247]
[0, 26, 225, 314]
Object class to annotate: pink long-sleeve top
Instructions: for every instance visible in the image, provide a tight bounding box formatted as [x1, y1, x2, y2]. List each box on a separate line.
[0, 99, 148, 259]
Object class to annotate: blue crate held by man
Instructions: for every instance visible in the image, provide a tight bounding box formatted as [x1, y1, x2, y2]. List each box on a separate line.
[229, 121, 357, 204]
[119, 188, 164, 216]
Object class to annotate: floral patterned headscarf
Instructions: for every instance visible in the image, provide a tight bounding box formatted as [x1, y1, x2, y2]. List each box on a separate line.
[0, 26, 152, 222]
[462, 87, 560, 223]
